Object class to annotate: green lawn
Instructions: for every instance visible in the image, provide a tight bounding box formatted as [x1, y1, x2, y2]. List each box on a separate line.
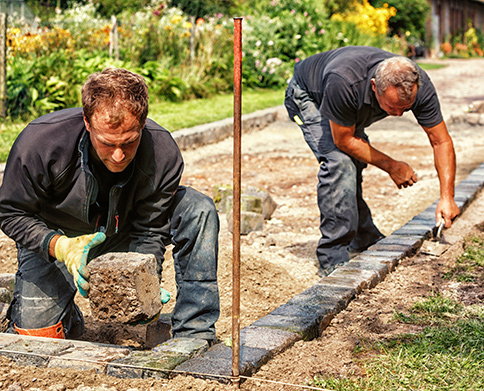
[149, 88, 285, 131]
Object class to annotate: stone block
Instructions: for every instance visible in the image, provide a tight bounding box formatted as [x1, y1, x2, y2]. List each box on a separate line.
[88, 252, 161, 324]
[0, 273, 14, 290]
[329, 268, 380, 290]
[0, 338, 73, 367]
[212, 185, 233, 213]
[152, 337, 209, 357]
[0, 287, 11, 304]
[194, 343, 270, 376]
[244, 186, 278, 219]
[48, 344, 130, 373]
[240, 326, 300, 354]
[227, 211, 264, 235]
[108, 350, 186, 379]
[251, 313, 319, 341]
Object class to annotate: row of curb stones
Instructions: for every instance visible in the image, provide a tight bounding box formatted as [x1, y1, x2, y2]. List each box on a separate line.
[0, 162, 483, 383]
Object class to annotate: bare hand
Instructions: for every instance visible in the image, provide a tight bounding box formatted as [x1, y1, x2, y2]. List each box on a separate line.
[389, 161, 418, 189]
[436, 197, 460, 228]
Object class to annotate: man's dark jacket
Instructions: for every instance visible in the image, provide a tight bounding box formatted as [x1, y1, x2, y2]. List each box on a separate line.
[0, 107, 184, 273]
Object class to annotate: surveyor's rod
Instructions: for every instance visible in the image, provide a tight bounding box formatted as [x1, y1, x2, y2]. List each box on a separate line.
[232, 16, 243, 388]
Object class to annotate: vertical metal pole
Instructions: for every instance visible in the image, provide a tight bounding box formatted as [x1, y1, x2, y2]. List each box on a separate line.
[0, 13, 6, 118]
[232, 16, 243, 389]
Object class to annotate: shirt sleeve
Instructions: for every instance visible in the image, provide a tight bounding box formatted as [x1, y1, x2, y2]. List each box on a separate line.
[320, 73, 359, 127]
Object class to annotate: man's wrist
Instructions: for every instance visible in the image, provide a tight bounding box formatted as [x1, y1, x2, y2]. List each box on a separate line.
[49, 234, 61, 258]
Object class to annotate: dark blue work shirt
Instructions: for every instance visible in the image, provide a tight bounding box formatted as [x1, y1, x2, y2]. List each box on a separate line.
[293, 46, 443, 130]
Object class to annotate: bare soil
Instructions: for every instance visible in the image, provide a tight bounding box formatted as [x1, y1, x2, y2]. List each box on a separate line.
[2, 58, 484, 390]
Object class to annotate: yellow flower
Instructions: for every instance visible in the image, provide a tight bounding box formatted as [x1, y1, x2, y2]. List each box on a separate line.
[182, 21, 192, 30]
[170, 15, 183, 24]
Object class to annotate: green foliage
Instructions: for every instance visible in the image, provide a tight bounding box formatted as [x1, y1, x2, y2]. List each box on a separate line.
[169, 0, 233, 18]
[92, 0, 151, 17]
[371, 0, 431, 42]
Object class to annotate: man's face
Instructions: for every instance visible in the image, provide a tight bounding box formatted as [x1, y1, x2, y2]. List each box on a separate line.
[371, 80, 417, 117]
[84, 110, 143, 173]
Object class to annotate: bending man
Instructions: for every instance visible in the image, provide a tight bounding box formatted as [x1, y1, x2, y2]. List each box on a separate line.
[284, 46, 459, 275]
[0, 67, 220, 343]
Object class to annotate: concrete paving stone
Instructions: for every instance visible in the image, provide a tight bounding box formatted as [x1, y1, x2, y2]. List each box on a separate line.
[240, 326, 300, 354]
[0, 337, 74, 367]
[0, 332, 21, 347]
[286, 284, 352, 312]
[378, 234, 423, 247]
[48, 344, 131, 373]
[327, 268, 380, 290]
[365, 242, 415, 255]
[269, 301, 336, 335]
[250, 313, 321, 341]
[391, 225, 432, 237]
[354, 254, 400, 271]
[174, 356, 233, 383]
[338, 259, 390, 281]
[107, 350, 187, 379]
[152, 337, 209, 357]
[195, 343, 271, 376]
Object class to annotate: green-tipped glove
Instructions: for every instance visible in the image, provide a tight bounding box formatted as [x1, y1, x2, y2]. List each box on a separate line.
[54, 232, 106, 297]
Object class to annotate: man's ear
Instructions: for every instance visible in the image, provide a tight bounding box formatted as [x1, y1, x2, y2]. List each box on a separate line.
[370, 78, 377, 93]
[83, 113, 91, 132]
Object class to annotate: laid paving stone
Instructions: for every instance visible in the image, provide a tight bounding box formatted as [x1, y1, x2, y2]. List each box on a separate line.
[378, 234, 423, 248]
[391, 224, 432, 237]
[354, 253, 400, 271]
[365, 242, 415, 255]
[107, 350, 187, 379]
[0, 337, 73, 367]
[194, 343, 270, 376]
[152, 337, 209, 357]
[88, 252, 161, 324]
[175, 356, 232, 383]
[251, 313, 321, 341]
[240, 326, 300, 354]
[0, 332, 21, 348]
[342, 259, 390, 281]
[327, 269, 380, 290]
[286, 284, 351, 312]
[48, 344, 130, 373]
[331, 266, 381, 289]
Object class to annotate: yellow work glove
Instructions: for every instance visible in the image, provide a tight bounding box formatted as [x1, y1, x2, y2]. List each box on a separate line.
[54, 232, 106, 297]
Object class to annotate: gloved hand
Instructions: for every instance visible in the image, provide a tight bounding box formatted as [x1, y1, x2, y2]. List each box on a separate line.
[54, 232, 106, 297]
[160, 287, 171, 304]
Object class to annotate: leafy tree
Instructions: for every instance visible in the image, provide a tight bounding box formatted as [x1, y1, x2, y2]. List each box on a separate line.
[370, 0, 430, 42]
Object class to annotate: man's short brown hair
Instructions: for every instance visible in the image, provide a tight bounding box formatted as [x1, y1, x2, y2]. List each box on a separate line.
[82, 67, 149, 128]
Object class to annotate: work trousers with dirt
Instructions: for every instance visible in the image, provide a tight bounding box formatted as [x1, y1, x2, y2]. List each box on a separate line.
[6, 186, 220, 342]
[284, 78, 383, 272]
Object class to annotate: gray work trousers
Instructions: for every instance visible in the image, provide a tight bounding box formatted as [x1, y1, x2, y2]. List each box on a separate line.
[284, 78, 383, 271]
[7, 186, 220, 342]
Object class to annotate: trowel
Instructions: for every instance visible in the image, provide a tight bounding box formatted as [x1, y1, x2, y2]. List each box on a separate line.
[420, 218, 451, 257]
